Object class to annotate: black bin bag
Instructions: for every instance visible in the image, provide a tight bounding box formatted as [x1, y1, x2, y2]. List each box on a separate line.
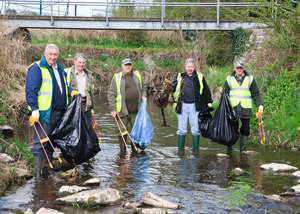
[205, 92, 240, 146]
[198, 109, 212, 140]
[50, 95, 101, 165]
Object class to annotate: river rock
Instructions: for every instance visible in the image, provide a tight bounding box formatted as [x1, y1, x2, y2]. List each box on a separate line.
[0, 125, 14, 134]
[0, 153, 14, 163]
[123, 202, 143, 208]
[217, 153, 229, 158]
[290, 185, 300, 193]
[135, 208, 177, 214]
[23, 208, 34, 214]
[83, 177, 102, 185]
[263, 194, 283, 202]
[234, 167, 243, 175]
[292, 171, 300, 178]
[241, 151, 259, 156]
[55, 188, 120, 205]
[260, 163, 298, 172]
[36, 207, 65, 214]
[59, 185, 91, 194]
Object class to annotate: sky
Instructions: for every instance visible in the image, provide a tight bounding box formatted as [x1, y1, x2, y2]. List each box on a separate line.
[1, 0, 110, 17]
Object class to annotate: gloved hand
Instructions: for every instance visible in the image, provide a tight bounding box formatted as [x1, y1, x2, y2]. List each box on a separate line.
[256, 105, 263, 118]
[71, 90, 80, 97]
[219, 87, 223, 93]
[30, 110, 39, 126]
[207, 103, 214, 112]
[91, 109, 94, 116]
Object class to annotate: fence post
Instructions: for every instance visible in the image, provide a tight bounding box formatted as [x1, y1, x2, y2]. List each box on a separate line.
[106, 0, 109, 26]
[40, 0, 42, 15]
[217, 0, 220, 27]
[161, 0, 165, 27]
[51, 0, 54, 25]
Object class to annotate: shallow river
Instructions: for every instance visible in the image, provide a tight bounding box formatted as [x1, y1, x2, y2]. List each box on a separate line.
[1, 95, 300, 214]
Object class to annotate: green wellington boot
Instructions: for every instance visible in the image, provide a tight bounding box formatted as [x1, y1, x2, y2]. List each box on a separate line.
[192, 135, 200, 149]
[178, 135, 186, 149]
[240, 135, 248, 151]
[33, 155, 43, 180]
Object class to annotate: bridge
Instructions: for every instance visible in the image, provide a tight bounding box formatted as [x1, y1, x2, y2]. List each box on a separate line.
[0, 1, 268, 31]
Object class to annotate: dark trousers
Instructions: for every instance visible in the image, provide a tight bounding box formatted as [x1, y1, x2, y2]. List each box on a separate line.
[240, 118, 250, 136]
[31, 110, 63, 158]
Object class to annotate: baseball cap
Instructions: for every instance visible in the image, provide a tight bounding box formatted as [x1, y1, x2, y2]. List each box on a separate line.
[122, 58, 132, 65]
[234, 61, 244, 68]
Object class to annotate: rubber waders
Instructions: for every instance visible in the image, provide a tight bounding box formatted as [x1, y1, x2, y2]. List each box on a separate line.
[118, 135, 127, 153]
[192, 135, 200, 149]
[240, 135, 248, 151]
[33, 155, 43, 180]
[178, 135, 185, 149]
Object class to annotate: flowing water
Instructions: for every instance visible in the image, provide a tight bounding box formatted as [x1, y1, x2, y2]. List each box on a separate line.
[1, 95, 300, 214]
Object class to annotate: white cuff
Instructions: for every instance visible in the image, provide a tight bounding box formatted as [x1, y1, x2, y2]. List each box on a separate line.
[32, 110, 40, 119]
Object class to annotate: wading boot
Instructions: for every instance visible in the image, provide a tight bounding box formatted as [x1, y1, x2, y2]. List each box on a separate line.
[192, 135, 200, 149]
[33, 155, 43, 180]
[118, 135, 127, 154]
[178, 135, 185, 149]
[240, 135, 248, 151]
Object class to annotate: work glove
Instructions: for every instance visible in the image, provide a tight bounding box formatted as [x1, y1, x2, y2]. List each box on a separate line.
[256, 105, 263, 118]
[29, 110, 39, 126]
[71, 90, 80, 97]
[219, 87, 223, 93]
[207, 103, 214, 112]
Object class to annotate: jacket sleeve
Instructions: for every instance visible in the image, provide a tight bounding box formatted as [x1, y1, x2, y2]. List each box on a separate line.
[107, 76, 117, 112]
[250, 78, 263, 107]
[141, 78, 147, 97]
[223, 77, 230, 95]
[171, 75, 178, 92]
[202, 77, 213, 104]
[25, 64, 42, 111]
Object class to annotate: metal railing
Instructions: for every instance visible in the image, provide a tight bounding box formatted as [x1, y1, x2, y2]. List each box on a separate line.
[0, 0, 262, 27]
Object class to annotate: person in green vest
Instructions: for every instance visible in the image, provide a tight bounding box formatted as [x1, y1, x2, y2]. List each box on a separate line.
[25, 44, 79, 180]
[223, 61, 263, 151]
[172, 58, 213, 150]
[65, 53, 94, 126]
[108, 58, 147, 154]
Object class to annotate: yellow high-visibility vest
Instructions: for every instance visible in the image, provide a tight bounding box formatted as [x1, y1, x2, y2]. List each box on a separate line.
[173, 72, 203, 109]
[114, 70, 142, 112]
[227, 75, 253, 108]
[29, 61, 69, 111]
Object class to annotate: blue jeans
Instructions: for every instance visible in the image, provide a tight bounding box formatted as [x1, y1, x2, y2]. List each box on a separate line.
[177, 103, 200, 136]
[31, 110, 63, 158]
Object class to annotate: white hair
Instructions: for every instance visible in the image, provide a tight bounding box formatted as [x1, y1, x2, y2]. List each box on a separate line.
[45, 44, 59, 54]
[74, 53, 86, 61]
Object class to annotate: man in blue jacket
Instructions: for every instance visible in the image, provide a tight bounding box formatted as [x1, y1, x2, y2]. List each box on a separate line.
[25, 44, 79, 180]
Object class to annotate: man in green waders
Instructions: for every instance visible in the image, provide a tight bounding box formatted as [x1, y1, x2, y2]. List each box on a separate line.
[223, 61, 263, 151]
[25, 44, 79, 180]
[172, 58, 213, 151]
[108, 58, 147, 154]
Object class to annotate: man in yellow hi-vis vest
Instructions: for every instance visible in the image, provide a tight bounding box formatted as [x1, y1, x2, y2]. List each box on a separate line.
[65, 53, 94, 126]
[172, 58, 213, 151]
[223, 61, 263, 151]
[108, 58, 147, 154]
[25, 44, 79, 180]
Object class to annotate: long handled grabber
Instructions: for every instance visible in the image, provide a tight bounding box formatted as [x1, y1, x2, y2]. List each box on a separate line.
[116, 114, 138, 153]
[91, 110, 101, 144]
[114, 116, 131, 156]
[256, 111, 266, 145]
[21, 107, 63, 168]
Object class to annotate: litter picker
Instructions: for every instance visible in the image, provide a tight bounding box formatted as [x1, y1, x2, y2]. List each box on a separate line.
[256, 110, 265, 144]
[91, 110, 101, 144]
[21, 107, 62, 168]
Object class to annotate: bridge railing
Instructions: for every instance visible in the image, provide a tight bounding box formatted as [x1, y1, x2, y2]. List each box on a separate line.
[1, 0, 262, 27]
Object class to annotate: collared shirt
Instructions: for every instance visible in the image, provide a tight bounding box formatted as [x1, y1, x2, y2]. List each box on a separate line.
[235, 73, 245, 86]
[53, 63, 63, 94]
[75, 69, 87, 97]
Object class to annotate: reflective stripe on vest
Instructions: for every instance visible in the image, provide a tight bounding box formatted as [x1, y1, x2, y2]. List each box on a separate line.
[173, 72, 203, 109]
[227, 75, 253, 108]
[65, 67, 71, 86]
[29, 61, 69, 111]
[114, 70, 142, 112]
